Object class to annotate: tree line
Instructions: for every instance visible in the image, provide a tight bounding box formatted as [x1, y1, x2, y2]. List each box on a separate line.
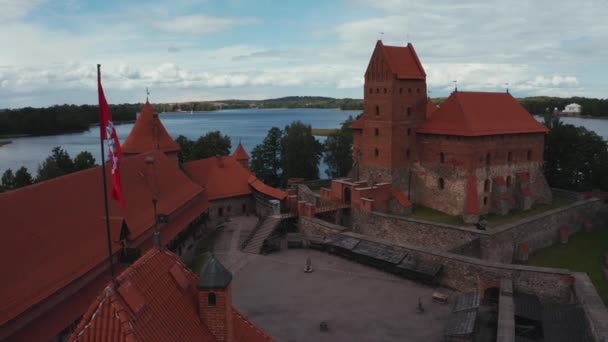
[0, 147, 96, 192]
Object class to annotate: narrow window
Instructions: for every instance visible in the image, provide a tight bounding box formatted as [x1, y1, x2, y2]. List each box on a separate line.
[486, 153, 491, 166]
[218, 207, 223, 217]
[375, 105, 380, 116]
[484, 179, 490, 192]
[416, 88, 421, 93]
[375, 128, 380, 136]
[408, 88, 412, 93]
[208, 292, 216, 306]
[376, 88, 380, 93]
[227, 205, 232, 213]
[242, 203, 247, 213]
[407, 128, 411, 136]
[506, 176, 512, 188]
[439, 178, 445, 190]
[383, 88, 387, 93]
[440, 152, 445, 164]
[406, 148, 410, 160]
[483, 197, 488, 206]
[399, 88, 403, 94]
[374, 148, 379, 157]
[407, 107, 411, 116]
[507, 151, 512, 162]
[527, 150, 532, 161]
[369, 88, 373, 94]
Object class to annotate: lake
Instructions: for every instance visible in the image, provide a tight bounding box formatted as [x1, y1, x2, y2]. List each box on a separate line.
[1, 109, 607, 177]
[0, 108, 360, 176]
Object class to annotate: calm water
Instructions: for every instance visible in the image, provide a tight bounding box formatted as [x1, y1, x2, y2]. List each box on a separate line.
[1, 110, 607, 176]
[0, 108, 359, 176]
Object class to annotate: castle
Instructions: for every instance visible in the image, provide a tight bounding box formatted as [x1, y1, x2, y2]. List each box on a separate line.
[347, 41, 552, 222]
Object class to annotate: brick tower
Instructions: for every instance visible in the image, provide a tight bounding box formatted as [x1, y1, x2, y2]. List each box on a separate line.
[197, 253, 235, 342]
[352, 40, 429, 190]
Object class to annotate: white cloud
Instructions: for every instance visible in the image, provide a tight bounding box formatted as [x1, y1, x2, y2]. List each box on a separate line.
[0, 0, 44, 23]
[155, 14, 260, 35]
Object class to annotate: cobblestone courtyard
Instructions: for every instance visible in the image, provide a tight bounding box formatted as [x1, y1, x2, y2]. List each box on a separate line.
[212, 216, 452, 342]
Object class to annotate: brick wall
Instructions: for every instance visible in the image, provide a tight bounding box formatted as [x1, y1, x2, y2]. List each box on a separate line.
[299, 216, 347, 238]
[198, 286, 234, 342]
[208, 196, 254, 223]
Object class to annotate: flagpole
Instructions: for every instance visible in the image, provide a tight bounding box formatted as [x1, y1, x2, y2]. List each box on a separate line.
[98, 64, 115, 280]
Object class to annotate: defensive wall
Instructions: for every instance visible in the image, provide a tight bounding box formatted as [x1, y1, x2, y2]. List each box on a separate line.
[298, 216, 608, 341]
[350, 197, 603, 263]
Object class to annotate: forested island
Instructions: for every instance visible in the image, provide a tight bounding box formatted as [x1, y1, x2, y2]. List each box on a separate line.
[1, 95, 606, 137]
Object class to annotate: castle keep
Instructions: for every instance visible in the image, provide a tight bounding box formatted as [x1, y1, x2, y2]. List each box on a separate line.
[350, 40, 552, 220]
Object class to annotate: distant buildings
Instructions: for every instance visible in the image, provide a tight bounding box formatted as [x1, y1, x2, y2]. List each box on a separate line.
[562, 103, 582, 115]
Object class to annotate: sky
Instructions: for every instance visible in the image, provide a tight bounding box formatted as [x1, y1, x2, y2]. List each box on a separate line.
[1, 0, 607, 108]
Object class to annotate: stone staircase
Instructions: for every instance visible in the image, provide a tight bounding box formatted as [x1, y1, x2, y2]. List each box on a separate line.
[241, 216, 282, 254]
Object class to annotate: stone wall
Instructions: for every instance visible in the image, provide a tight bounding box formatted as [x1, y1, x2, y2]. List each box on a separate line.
[299, 216, 347, 238]
[573, 272, 608, 341]
[352, 209, 480, 252]
[351, 198, 603, 263]
[208, 196, 255, 224]
[480, 198, 603, 262]
[342, 231, 574, 303]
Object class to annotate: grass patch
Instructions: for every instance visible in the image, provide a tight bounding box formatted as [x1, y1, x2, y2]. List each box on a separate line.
[311, 128, 338, 136]
[529, 229, 608, 305]
[188, 227, 222, 272]
[408, 205, 467, 226]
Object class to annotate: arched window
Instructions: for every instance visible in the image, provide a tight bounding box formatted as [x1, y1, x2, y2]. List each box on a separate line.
[527, 150, 532, 161]
[406, 107, 412, 116]
[374, 148, 379, 157]
[486, 153, 491, 166]
[440, 152, 445, 164]
[483, 197, 488, 206]
[438, 178, 445, 190]
[374, 128, 379, 136]
[484, 179, 490, 192]
[506, 176, 512, 188]
[507, 151, 512, 162]
[375, 105, 380, 116]
[208, 292, 216, 306]
[406, 148, 410, 160]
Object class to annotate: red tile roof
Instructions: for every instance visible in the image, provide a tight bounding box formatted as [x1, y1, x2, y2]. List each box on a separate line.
[248, 175, 287, 200]
[417, 92, 549, 136]
[122, 102, 180, 154]
[377, 41, 426, 80]
[70, 249, 216, 342]
[426, 99, 438, 117]
[350, 117, 364, 130]
[71, 249, 274, 342]
[0, 151, 206, 327]
[465, 175, 480, 215]
[233, 143, 250, 161]
[184, 156, 253, 200]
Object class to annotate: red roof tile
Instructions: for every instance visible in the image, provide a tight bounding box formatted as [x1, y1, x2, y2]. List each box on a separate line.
[417, 92, 549, 136]
[233, 309, 274, 342]
[426, 98, 438, 117]
[248, 175, 287, 200]
[0, 151, 206, 327]
[122, 102, 180, 154]
[377, 41, 426, 80]
[184, 156, 253, 200]
[233, 143, 250, 161]
[465, 175, 480, 215]
[350, 117, 364, 130]
[70, 249, 216, 342]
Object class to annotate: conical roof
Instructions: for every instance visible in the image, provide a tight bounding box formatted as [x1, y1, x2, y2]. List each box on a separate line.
[233, 143, 250, 161]
[197, 253, 232, 289]
[122, 102, 181, 155]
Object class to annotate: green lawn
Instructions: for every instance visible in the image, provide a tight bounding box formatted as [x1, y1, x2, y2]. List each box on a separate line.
[408, 205, 467, 226]
[529, 229, 608, 305]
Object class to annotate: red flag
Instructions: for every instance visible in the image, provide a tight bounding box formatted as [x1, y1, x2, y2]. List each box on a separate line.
[98, 69, 126, 209]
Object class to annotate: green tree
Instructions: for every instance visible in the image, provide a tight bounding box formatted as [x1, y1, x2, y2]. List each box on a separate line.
[175, 135, 195, 163]
[1, 169, 16, 191]
[251, 127, 283, 187]
[36, 158, 64, 181]
[281, 121, 323, 181]
[51, 146, 74, 174]
[544, 115, 608, 191]
[191, 131, 232, 160]
[323, 116, 354, 178]
[73, 151, 97, 171]
[14, 167, 33, 188]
